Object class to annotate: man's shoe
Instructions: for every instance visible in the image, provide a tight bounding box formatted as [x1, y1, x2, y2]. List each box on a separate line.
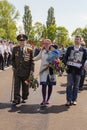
[12, 100, 20, 106]
[21, 100, 26, 103]
[72, 101, 77, 105]
[79, 87, 83, 91]
[65, 101, 71, 106]
[2, 68, 4, 70]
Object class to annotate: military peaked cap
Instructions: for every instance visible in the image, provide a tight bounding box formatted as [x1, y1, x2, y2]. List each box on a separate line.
[17, 34, 28, 41]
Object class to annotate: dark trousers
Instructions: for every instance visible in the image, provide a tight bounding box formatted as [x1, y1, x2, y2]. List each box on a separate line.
[79, 69, 86, 89]
[4, 52, 11, 66]
[0, 54, 4, 70]
[14, 75, 29, 101]
[66, 73, 80, 102]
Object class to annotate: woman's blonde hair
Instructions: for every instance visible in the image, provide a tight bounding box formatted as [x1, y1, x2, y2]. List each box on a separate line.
[44, 39, 52, 44]
[42, 38, 52, 50]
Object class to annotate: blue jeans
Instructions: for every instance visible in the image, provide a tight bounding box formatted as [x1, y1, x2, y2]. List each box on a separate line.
[66, 73, 80, 102]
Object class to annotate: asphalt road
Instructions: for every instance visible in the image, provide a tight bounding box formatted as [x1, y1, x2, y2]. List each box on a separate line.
[0, 61, 87, 130]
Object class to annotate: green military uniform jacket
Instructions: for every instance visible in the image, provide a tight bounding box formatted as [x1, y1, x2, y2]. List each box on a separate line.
[12, 45, 34, 78]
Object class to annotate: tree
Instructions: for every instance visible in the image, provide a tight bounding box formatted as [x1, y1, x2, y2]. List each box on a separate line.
[29, 22, 45, 46]
[47, 24, 57, 42]
[72, 28, 83, 37]
[42, 25, 47, 38]
[55, 26, 69, 47]
[0, 0, 19, 41]
[82, 28, 87, 45]
[28, 27, 35, 42]
[23, 5, 32, 38]
[33, 22, 44, 41]
[71, 27, 87, 46]
[46, 7, 56, 28]
[0, 28, 6, 39]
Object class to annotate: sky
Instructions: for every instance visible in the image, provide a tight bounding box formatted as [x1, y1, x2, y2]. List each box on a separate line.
[8, 0, 87, 35]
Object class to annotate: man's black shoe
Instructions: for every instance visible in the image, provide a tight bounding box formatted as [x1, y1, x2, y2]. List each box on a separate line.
[79, 88, 83, 91]
[12, 100, 20, 106]
[21, 100, 26, 103]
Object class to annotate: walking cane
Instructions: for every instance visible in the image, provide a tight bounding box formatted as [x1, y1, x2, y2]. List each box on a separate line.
[10, 71, 14, 102]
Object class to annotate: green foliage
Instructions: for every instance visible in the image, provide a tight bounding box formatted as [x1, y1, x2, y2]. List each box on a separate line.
[72, 28, 83, 36]
[23, 5, 32, 37]
[55, 26, 69, 47]
[47, 24, 57, 42]
[66, 38, 73, 47]
[46, 7, 56, 28]
[33, 22, 44, 41]
[0, 0, 19, 41]
[7, 22, 17, 41]
[0, 28, 6, 39]
[82, 28, 87, 45]
[29, 28, 35, 42]
[42, 25, 47, 38]
[71, 27, 87, 46]
[28, 22, 45, 46]
[2, 1, 87, 45]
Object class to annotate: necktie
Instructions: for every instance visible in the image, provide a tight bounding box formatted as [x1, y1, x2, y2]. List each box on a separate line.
[21, 47, 23, 55]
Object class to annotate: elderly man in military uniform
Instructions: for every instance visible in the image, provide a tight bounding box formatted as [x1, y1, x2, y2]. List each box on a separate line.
[12, 34, 34, 105]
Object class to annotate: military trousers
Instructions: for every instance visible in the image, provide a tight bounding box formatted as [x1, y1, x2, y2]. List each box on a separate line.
[14, 75, 29, 101]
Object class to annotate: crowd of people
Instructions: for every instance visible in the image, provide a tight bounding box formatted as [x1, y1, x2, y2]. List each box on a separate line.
[0, 40, 16, 70]
[0, 34, 87, 107]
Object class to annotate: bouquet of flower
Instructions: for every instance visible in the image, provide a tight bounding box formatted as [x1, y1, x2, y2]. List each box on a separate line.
[25, 74, 39, 91]
[51, 58, 66, 75]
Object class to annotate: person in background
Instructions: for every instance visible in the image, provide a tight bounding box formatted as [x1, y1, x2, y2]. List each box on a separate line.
[79, 40, 86, 91]
[59, 44, 66, 61]
[64, 35, 87, 106]
[34, 39, 56, 106]
[0, 40, 4, 70]
[59, 45, 66, 76]
[34, 46, 41, 57]
[9, 41, 14, 65]
[12, 34, 34, 105]
[5, 41, 12, 66]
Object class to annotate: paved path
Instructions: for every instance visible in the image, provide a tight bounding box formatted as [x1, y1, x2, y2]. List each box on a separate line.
[0, 61, 87, 130]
